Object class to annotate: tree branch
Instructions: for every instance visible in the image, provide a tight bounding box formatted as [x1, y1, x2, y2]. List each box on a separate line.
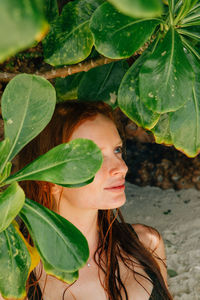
[0, 56, 117, 82]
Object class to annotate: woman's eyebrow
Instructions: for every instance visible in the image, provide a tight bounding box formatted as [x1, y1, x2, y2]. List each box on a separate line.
[100, 141, 123, 150]
[115, 140, 123, 146]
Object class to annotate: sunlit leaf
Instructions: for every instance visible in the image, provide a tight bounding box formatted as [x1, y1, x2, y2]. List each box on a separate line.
[151, 53, 200, 157]
[44, 261, 78, 283]
[169, 54, 200, 157]
[44, 0, 59, 23]
[151, 113, 173, 144]
[13, 220, 40, 276]
[5, 138, 103, 186]
[139, 28, 194, 113]
[90, 2, 160, 59]
[19, 198, 89, 272]
[0, 162, 12, 184]
[1, 74, 56, 164]
[0, 0, 48, 63]
[118, 51, 160, 129]
[78, 61, 129, 108]
[43, 0, 103, 66]
[55, 73, 84, 102]
[58, 177, 94, 188]
[0, 182, 25, 232]
[0, 138, 10, 174]
[107, 0, 163, 18]
[0, 224, 31, 299]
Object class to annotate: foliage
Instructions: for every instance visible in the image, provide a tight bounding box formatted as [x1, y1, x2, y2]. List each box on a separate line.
[0, 0, 48, 63]
[0, 73, 102, 299]
[1, 0, 200, 298]
[41, 0, 200, 157]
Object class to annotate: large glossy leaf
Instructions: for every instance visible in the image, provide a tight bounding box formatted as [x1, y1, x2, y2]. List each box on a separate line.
[1, 74, 56, 164]
[0, 182, 25, 232]
[78, 61, 129, 108]
[107, 0, 163, 18]
[169, 55, 200, 157]
[0, 139, 10, 174]
[44, 0, 59, 23]
[139, 28, 194, 113]
[13, 220, 40, 276]
[55, 73, 84, 102]
[19, 198, 89, 272]
[0, 0, 48, 63]
[58, 177, 94, 188]
[118, 51, 160, 129]
[0, 224, 31, 299]
[90, 2, 160, 59]
[44, 261, 78, 283]
[0, 162, 12, 185]
[43, 0, 103, 66]
[151, 113, 173, 144]
[4, 138, 103, 185]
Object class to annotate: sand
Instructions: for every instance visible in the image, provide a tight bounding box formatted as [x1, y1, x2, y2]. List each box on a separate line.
[122, 182, 200, 300]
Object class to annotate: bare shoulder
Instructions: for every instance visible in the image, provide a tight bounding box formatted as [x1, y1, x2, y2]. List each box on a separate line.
[132, 223, 163, 253]
[132, 223, 168, 283]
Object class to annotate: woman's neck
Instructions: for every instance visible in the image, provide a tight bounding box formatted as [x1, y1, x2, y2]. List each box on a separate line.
[55, 196, 99, 257]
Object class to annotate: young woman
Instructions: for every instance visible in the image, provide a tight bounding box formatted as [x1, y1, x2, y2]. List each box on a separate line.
[19, 101, 173, 300]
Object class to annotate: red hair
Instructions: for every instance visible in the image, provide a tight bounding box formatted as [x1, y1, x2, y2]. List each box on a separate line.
[19, 101, 172, 300]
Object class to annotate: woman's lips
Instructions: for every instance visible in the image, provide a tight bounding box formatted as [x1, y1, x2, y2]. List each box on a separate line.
[104, 184, 125, 192]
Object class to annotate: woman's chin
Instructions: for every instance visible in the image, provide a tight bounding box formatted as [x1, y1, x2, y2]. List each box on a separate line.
[102, 194, 126, 210]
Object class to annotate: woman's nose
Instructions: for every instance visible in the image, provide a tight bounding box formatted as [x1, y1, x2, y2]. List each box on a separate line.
[110, 158, 128, 177]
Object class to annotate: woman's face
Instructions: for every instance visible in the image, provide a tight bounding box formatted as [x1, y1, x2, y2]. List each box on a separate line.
[59, 113, 128, 211]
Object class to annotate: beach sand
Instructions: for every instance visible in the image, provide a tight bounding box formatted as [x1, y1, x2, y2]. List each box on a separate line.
[122, 182, 200, 300]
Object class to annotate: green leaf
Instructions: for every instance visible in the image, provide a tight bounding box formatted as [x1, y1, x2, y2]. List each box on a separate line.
[1, 74, 56, 164]
[181, 2, 200, 24]
[58, 177, 94, 188]
[174, 0, 198, 24]
[19, 198, 89, 272]
[55, 73, 84, 102]
[44, 261, 78, 283]
[0, 224, 31, 299]
[169, 59, 200, 157]
[118, 51, 160, 129]
[181, 35, 200, 61]
[43, 0, 59, 23]
[0, 162, 12, 184]
[4, 138, 103, 185]
[0, 0, 48, 63]
[168, 268, 178, 278]
[90, 2, 160, 59]
[151, 113, 173, 144]
[0, 138, 10, 174]
[107, 0, 163, 18]
[0, 182, 25, 232]
[139, 28, 194, 113]
[178, 24, 200, 41]
[78, 61, 129, 108]
[43, 0, 103, 66]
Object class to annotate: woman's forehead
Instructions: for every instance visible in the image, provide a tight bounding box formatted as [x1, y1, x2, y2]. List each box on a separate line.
[69, 114, 121, 144]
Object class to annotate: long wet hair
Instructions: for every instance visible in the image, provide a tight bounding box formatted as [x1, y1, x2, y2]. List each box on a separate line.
[19, 101, 173, 300]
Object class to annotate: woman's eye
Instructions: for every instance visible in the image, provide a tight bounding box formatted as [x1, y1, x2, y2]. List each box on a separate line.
[114, 146, 123, 154]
